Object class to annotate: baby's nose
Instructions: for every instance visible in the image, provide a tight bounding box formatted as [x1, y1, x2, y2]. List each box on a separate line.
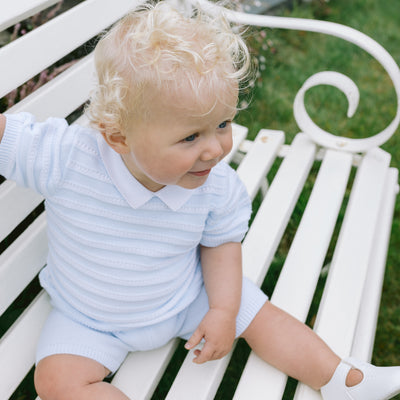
[201, 136, 224, 161]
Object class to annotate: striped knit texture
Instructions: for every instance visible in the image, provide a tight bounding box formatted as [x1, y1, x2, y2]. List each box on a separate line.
[0, 113, 251, 331]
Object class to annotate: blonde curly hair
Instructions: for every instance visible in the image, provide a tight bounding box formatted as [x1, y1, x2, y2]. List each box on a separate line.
[85, 1, 251, 135]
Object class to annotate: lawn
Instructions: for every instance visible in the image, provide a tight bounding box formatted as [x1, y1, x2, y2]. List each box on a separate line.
[235, 0, 400, 371]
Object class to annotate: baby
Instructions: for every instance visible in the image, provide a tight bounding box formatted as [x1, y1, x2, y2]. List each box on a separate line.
[0, 2, 399, 400]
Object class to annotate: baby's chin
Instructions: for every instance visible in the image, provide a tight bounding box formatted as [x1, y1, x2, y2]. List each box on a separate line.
[177, 173, 211, 190]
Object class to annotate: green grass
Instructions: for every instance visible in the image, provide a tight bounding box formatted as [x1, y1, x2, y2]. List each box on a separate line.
[235, 0, 400, 371]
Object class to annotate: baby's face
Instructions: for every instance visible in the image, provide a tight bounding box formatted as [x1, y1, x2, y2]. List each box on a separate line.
[120, 88, 237, 192]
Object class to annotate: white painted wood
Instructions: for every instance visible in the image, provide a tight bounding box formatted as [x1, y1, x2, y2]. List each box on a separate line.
[237, 129, 284, 200]
[166, 348, 233, 400]
[0, 213, 47, 314]
[224, 123, 248, 164]
[312, 148, 391, 357]
[0, 0, 147, 98]
[234, 353, 290, 400]
[112, 339, 179, 399]
[0, 0, 60, 31]
[272, 150, 353, 321]
[8, 54, 95, 120]
[234, 150, 353, 400]
[0, 292, 51, 400]
[242, 133, 316, 286]
[0, 180, 43, 242]
[351, 167, 399, 362]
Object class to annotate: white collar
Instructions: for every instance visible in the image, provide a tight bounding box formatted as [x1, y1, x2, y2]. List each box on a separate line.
[97, 135, 195, 211]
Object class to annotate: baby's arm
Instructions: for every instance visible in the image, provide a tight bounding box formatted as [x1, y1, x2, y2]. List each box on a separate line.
[185, 242, 242, 364]
[0, 114, 5, 143]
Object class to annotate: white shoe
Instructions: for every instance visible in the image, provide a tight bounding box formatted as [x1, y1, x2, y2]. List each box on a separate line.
[321, 357, 400, 400]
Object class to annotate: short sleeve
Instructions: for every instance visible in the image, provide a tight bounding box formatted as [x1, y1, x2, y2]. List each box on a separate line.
[0, 112, 75, 196]
[200, 163, 251, 247]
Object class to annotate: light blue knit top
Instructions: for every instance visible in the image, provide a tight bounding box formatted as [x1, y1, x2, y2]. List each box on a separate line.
[0, 113, 251, 331]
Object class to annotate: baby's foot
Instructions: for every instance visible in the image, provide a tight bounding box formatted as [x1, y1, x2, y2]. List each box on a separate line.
[321, 357, 400, 400]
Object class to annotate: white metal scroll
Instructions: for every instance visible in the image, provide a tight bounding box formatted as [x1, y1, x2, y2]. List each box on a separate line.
[188, 0, 400, 153]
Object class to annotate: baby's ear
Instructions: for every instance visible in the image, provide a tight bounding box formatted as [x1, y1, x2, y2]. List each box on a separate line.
[100, 129, 130, 154]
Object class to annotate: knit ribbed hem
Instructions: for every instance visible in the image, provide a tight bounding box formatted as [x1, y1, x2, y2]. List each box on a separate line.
[36, 343, 127, 374]
[0, 113, 21, 176]
[236, 278, 268, 337]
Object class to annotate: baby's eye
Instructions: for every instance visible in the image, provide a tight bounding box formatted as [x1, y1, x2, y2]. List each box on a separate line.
[183, 134, 198, 142]
[218, 121, 229, 129]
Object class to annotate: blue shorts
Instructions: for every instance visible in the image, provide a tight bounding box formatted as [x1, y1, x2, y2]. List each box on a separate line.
[36, 277, 267, 373]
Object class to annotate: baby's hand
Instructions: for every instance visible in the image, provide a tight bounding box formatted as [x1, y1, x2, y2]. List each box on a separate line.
[184, 308, 236, 364]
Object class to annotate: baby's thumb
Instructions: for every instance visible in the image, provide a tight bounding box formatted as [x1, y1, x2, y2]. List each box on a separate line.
[185, 329, 203, 350]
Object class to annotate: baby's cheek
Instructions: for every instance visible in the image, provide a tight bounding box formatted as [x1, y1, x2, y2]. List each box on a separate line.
[150, 166, 184, 185]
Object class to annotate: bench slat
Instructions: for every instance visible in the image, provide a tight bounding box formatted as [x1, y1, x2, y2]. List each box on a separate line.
[0, 180, 43, 242]
[111, 340, 179, 399]
[242, 133, 316, 286]
[272, 149, 353, 320]
[166, 349, 233, 400]
[312, 148, 391, 356]
[233, 150, 354, 399]
[0, 0, 146, 98]
[0, 292, 51, 400]
[0, 213, 47, 314]
[0, 0, 60, 31]
[237, 129, 284, 200]
[224, 124, 249, 164]
[293, 148, 392, 400]
[8, 54, 95, 120]
[234, 355, 288, 400]
[352, 167, 399, 361]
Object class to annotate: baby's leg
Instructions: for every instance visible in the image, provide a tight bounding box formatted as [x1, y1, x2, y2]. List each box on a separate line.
[240, 301, 342, 390]
[34, 354, 129, 400]
[241, 300, 400, 400]
[35, 309, 132, 399]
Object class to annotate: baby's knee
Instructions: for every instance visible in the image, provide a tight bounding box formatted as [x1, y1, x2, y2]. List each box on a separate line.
[34, 354, 109, 400]
[34, 357, 69, 400]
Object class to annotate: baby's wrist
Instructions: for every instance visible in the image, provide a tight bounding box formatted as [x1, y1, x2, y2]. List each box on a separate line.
[209, 305, 238, 320]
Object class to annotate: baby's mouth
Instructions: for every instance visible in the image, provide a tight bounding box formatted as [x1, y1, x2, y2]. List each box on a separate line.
[189, 169, 211, 177]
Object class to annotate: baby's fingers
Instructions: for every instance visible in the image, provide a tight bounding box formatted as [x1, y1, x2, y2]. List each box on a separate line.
[184, 328, 204, 351]
[192, 342, 216, 364]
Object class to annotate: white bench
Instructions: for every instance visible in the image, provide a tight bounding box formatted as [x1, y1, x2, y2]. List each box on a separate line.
[1, 1, 399, 399]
